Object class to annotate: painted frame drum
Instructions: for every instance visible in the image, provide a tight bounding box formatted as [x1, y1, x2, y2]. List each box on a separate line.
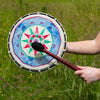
[7, 12, 67, 72]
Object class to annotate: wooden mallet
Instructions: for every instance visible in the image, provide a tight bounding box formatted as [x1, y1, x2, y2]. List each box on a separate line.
[32, 42, 81, 71]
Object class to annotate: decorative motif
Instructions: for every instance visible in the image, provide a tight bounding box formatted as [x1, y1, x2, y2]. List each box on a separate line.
[20, 25, 53, 58]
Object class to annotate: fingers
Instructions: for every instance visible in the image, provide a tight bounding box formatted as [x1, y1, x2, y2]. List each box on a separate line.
[76, 65, 87, 70]
[75, 71, 87, 82]
[75, 70, 84, 75]
[75, 70, 85, 78]
[75, 68, 86, 82]
[80, 74, 85, 78]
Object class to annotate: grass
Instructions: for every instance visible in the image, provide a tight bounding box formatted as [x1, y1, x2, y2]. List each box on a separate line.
[0, 0, 100, 99]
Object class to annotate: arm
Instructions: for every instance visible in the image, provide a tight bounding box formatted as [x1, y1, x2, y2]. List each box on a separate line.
[66, 32, 100, 83]
[66, 32, 100, 54]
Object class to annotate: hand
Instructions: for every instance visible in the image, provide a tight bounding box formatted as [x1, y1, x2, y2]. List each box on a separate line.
[75, 66, 100, 83]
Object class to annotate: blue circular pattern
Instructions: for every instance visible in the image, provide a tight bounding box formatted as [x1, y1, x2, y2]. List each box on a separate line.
[12, 16, 61, 67]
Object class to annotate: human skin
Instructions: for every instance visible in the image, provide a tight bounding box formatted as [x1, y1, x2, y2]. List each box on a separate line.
[66, 32, 100, 83]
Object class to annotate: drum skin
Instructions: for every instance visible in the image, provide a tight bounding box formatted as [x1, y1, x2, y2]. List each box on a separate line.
[8, 12, 67, 72]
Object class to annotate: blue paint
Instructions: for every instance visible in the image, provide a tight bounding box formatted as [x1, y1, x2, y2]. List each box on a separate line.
[22, 26, 26, 31]
[12, 17, 61, 67]
[47, 26, 52, 30]
[28, 56, 34, 61]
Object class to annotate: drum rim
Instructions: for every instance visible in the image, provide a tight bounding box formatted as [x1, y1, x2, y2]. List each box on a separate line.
[7, 12, 67, 72]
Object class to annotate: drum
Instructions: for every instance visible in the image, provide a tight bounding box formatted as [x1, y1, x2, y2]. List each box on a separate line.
[7, 12, 67, 72]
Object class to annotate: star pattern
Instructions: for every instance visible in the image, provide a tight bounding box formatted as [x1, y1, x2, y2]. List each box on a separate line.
[22, 26, 51, 57]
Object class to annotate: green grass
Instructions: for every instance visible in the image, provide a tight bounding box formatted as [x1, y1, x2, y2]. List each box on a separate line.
[0, 0, 100, 99]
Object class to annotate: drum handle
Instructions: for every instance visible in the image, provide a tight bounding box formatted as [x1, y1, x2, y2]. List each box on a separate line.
[44, 49, 81, 71]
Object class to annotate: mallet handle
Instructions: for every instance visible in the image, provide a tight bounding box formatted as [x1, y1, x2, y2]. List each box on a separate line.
[44, 49, 81, 71]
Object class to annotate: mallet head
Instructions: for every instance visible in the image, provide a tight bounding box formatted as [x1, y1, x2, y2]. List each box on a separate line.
[31, 42, 44, 52]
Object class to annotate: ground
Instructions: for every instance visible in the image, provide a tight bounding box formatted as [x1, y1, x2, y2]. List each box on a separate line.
[0, 0, 100, 100]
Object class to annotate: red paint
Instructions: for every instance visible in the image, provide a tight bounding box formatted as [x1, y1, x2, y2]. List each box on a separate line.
[24, 33, 30, 39]
[34, 49, 37, 56]
[35, 26, 39, 34]
[43, 34, 50, 39]
[32, 34, 35, 38]
[24, 44, 30, 49]
[38, 35, 41, 38]
[29, 39, 32, 43]
[43, 44, 48, 49]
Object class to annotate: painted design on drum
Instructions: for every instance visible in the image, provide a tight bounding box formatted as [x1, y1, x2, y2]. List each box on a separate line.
[20, 25, 53, 58]
[12, 17, 61, 67]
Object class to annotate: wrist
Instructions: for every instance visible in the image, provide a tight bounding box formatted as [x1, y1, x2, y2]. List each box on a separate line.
[97, 68, 100, 80]
[98, 68, 100, 76]
[66, 42, 70, 52]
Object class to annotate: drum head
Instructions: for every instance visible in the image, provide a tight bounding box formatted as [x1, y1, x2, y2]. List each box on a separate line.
[8, 12, 67, 72]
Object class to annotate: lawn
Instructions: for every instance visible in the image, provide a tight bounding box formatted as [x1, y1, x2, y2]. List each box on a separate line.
[0, 0, 100, 100]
